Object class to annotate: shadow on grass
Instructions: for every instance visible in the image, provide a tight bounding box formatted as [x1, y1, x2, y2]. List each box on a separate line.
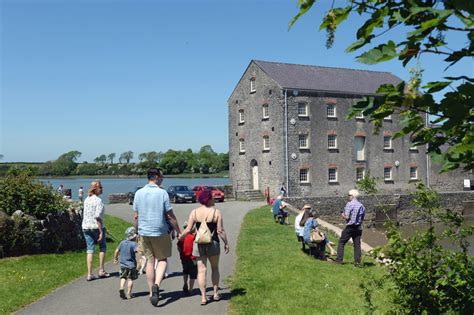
[230, 287, 247, 298]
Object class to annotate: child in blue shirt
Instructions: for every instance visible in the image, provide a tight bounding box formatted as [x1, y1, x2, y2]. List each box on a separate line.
[114, 227, 138, 299]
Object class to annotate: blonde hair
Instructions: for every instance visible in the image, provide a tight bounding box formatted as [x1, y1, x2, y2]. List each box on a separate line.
[348, 189, 360, 198]
[88, 181, 102, 196]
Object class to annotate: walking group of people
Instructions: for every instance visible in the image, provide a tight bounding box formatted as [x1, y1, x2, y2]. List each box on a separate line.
[80, 168, 230, 308]
[276, 189, 366, 266]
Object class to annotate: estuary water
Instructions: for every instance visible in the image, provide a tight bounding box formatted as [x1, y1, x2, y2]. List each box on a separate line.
[39, 177, 230, 204]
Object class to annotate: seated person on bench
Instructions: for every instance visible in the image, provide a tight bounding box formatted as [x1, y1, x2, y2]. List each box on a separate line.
[271, 195, 289, 224]
[301, 209, 336, 257]
[295, 204, 311, 240]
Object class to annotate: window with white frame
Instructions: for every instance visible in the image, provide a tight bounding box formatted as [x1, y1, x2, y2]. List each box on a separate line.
[356, 167, 365, 181]
[384, 167, 392, 181]
[239, 110, 244, 124]
[327, 104, 336, 117]
[239, 139, 245, 153]
[355, 112, 364, 119]
[250, 78, 256, 93]
[299, 134, 309, 149]
[354, 136, 366, 161]
[298, 103, 308, 117]
[410, 166, 418, 180]
[263, 136, 270, 151]
[410, 141, 417, 151]
[384, 136, 392, 149]
[384, 115, 392, 120]
[328, 168, 338, 182]
[328, 135, 337, 149]
[299, 169, 309, 183]
[262, 104, 269, 119]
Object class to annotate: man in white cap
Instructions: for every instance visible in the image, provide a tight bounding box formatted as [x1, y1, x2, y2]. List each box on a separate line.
[335, 189, 365, 266]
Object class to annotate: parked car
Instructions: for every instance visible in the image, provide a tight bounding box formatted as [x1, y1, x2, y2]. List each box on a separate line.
[128, 187, 142, 205]
[167, 185, 196, 203]
[192, 185, 225, 202]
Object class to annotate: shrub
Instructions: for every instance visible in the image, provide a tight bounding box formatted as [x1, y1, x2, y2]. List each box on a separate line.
[0, 174, 69, 219]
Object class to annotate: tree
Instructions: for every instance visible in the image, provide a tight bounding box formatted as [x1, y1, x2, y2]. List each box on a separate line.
[94, 155, 107, 165]
[107, 153, 116, 164]
[50, 151, 82, 176]
[119, 151, 133, 164]
[290, 0, 473, 172]
[138, 152, 147, 162]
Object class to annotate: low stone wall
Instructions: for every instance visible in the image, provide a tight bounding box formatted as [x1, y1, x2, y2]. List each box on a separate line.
[109, 193, 131, 204]
[0, 205, 85, 257]
[285, 191, 474, 226]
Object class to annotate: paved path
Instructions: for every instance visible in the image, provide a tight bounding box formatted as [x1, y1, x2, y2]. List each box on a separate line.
[17, 200, 264, 315]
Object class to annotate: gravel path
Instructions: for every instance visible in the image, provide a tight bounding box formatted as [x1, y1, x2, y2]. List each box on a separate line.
[17, 200, 264, 315]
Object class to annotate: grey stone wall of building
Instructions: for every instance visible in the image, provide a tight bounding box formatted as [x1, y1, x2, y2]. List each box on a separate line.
[429, 159, 474, 192]
[285, 191, 474, 225]
[228, 62, 286, 197]
[285, 90, 427, 197]
[228, 61, 469, 198]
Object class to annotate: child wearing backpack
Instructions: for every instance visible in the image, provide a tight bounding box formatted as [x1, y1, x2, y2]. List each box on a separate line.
[177, 222, 197, 295]
[114, 227, 138, 299]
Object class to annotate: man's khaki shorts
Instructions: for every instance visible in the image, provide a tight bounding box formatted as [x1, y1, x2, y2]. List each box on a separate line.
[142, 234, 172, 260]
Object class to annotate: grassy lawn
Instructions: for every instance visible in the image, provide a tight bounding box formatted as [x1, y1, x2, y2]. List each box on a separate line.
[0, 214, 131, 314]
[228, 206, 393, 315]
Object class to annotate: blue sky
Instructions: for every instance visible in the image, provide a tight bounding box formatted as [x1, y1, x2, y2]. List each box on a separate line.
[1, 0, 470, 162]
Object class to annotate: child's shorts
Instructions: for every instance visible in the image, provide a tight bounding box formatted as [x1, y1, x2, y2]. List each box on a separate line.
[181, 260, 197, 279]
[120, 267, 138, 280]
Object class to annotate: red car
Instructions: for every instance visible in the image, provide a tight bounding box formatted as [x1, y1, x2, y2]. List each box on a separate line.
[192, 185, 225, 202]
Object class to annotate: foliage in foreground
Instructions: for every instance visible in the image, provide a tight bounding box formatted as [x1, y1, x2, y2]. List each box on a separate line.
[0, 214, 130, 314]
[228, 205, 392, 314]
[290, 0, 473, 172]
[0, 173, 68, 218]
[357, 175, 474, 313]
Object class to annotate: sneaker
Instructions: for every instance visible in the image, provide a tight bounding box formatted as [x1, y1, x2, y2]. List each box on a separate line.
[119, 289, 126, 300]
[150, 284, 159, 306]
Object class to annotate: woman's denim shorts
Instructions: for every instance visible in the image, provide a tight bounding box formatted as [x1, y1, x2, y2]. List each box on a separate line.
[83, 227, 107, 254]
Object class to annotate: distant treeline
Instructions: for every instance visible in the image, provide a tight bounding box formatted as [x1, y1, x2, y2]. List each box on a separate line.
[0, 145, 229, 177]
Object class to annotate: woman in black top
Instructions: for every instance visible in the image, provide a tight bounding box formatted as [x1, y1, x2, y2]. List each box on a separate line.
[179, 190, 229, 305]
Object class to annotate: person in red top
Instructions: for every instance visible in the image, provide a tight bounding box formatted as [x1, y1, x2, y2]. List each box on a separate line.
[177, 223, 197, 295]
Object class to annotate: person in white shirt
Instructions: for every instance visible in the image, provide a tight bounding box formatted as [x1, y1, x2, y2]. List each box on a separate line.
[295, 204, 311, 250]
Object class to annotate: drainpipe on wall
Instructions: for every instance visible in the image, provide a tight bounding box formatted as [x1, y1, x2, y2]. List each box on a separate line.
[425, 112, 430, 188]
[284, 89, 289, 197]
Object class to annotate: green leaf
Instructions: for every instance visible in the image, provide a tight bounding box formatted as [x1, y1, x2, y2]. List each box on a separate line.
[423, 81, 451, 93]
[345, 35, 374, 53]
[357, 41, 398, 64]
[319, 6, 351, 30]
[288, 0, 315, 30]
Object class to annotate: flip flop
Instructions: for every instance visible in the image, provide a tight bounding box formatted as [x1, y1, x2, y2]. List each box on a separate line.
[86, 274, 97, 281]
[200, 300, 207, 306]
[213, 293, 222, 301]
[98, 271, 110, 278]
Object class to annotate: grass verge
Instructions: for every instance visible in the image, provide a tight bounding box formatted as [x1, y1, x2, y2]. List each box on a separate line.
[228, 206, 393, 314]
[0, 214, 130, 314]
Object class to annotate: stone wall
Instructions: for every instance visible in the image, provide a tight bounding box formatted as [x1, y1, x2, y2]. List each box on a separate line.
[285, 191, 474, 226]
[228, 61, 286, 197]
[0, 206, 85, 258]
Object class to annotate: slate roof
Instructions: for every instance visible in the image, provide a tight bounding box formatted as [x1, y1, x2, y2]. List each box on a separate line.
[253, 60, 402, 95]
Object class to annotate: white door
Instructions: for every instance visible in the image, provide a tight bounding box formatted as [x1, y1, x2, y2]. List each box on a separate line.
[252, 166, 259, 190]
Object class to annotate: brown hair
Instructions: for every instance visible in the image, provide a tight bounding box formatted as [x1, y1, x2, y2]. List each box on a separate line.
[299, 209, 312, 227]
[88, 181, 102, 197]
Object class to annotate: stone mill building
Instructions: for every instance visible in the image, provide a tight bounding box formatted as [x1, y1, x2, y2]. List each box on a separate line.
[228, 60, 431, 198]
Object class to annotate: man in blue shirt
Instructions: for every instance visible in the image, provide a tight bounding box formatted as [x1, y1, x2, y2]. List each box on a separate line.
[133, 168, 180, 307]
[272, 195, 289, 224]
[335, 189, 366, 266]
